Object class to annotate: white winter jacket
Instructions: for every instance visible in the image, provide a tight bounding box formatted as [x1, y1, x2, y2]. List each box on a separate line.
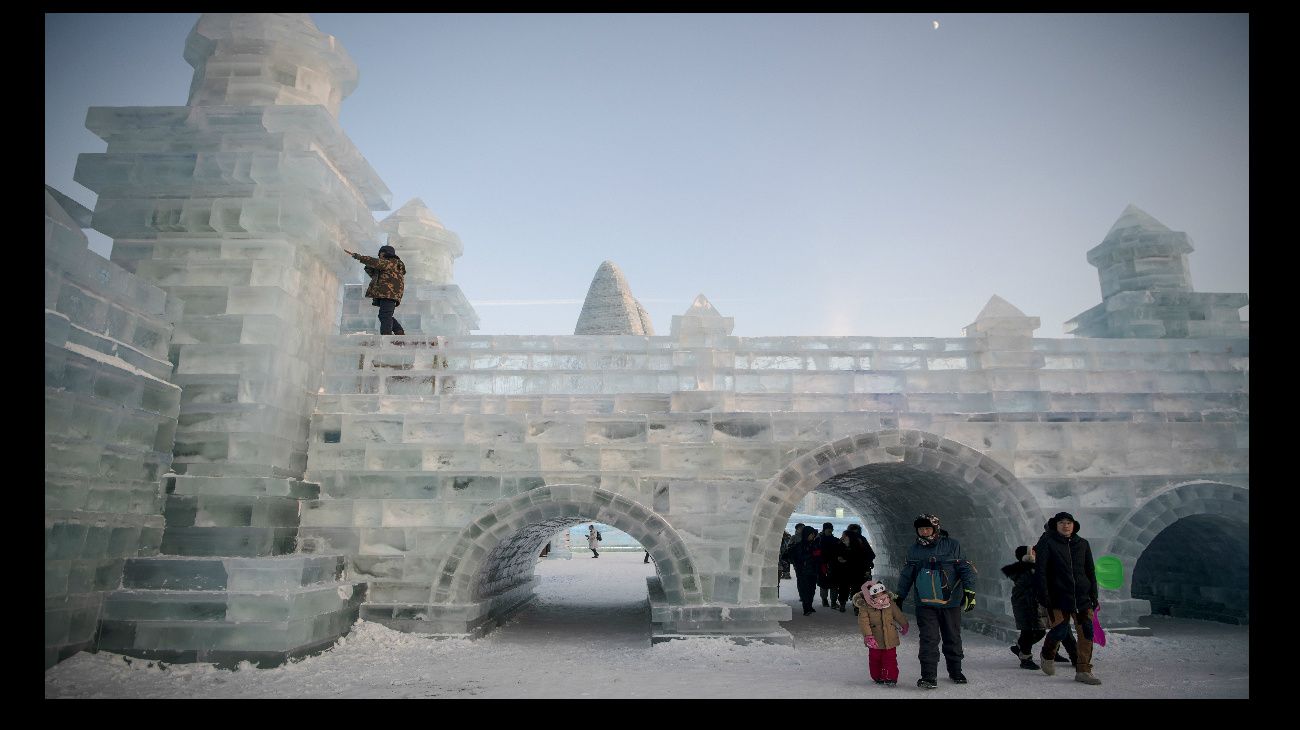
[587, 530, 601, 549]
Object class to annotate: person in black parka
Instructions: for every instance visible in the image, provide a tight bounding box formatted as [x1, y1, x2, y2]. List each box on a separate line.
[816, 522, 843, 608]
[1033, 511, 1102, 685]
[837, 528, 874, 613]
[783, 525, 822, 615]
[1001, 544, 1076, 670]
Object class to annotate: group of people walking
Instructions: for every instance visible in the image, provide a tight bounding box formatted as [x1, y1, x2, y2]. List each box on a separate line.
[781, 511, 1103, 689]
[780, 522, 876, 615]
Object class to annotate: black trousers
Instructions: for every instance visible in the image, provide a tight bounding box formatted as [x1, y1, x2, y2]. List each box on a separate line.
[796, 571, 818, 610]
[915, 605, 964, 680]
[1016, 628, 1078, 661]
[376, 298, 404, 335]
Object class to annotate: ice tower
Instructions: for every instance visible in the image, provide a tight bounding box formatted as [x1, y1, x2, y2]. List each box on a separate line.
[71, 13, 385, 665]
[1065, 205, 1248, 338]
[340, 199, 479, 335]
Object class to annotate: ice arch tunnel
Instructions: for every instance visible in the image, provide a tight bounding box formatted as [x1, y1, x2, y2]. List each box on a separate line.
[741, 430, 1042, 627]
[1110, 482, 1248, 625]
[424, 485, 703, 635]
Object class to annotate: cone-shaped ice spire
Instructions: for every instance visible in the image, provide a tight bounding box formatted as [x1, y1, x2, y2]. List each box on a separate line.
[671, 293, 734, 337]
[379, 198, 463, 285]
[574, 261, 655, 335]
[184, 13, 359, 116]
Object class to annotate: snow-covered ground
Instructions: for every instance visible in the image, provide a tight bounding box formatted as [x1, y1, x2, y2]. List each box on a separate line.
[45, 552, 1248, 698]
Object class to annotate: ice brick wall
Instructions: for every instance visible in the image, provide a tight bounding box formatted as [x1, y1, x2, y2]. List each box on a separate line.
[45, 189, 182, 667]
[303, 327, 1247, 635]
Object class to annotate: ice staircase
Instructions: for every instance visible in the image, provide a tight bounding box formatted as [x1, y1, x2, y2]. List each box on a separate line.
[97, 475, 367, 667]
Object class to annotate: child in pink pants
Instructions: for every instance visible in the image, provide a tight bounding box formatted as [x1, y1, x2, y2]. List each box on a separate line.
[850, 580, 911, 685]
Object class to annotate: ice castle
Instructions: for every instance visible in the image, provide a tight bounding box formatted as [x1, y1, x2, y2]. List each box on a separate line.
[45, 13, 1248, 668]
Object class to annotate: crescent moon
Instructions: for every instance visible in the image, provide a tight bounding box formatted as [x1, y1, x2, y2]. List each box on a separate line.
[933, 20, 939, 30]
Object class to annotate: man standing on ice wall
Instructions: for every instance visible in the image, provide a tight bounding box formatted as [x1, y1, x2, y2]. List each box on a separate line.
[344, 244, 406, 335]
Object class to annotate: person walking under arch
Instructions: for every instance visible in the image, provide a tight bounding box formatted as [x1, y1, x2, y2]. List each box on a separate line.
[783, 525, 822, 615]
[1002, 545, 1076, 670]
[586, 524, 601, 558]
[817, 522, 843, 608]
[895, 513, 976, 689]
[344, 244, 406, 335]
[837, 528, 871, 613]
[1034, 512, 1102, 685]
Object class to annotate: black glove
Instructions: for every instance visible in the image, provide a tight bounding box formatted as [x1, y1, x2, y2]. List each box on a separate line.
[962, 589, 976, 613]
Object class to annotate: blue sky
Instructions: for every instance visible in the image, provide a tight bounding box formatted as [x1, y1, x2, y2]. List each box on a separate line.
[45, 13, 1248, 337]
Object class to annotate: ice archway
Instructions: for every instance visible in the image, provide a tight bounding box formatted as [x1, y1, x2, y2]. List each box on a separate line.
[741, 430, 1042, 624]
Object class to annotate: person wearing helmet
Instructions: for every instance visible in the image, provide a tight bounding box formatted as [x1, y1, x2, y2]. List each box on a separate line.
[343, 244, 406, 335]
[1033, 511, 1102, 685]
[895, 513, 977, 690]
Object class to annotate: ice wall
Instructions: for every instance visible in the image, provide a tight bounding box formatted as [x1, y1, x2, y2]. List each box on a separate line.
[304, 293, 1247, 640]
[45, 188, 182, 667]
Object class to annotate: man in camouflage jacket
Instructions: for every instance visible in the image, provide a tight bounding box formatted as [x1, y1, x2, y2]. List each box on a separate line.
[344, 244, 406, 335]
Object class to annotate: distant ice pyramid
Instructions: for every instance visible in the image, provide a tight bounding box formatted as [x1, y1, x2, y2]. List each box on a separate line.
[670, 293, 734, 337]
[963, 294, 1039, 337]
[574, 261, 654, 335]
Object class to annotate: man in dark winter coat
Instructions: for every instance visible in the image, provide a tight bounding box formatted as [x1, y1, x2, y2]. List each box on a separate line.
[837, 529, 874, 613]
[344, 244, 406, 335]
[896, 513, 977, 689]
[1033, 511, 1102, 685]
[816, 522, 843, 608]
[783, 525, 822, 615]
[1001, 545, 1076, 670]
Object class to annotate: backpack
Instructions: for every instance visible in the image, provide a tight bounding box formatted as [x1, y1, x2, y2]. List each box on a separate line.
[914, 556, 955, 606]
[596, 531, 602, 541]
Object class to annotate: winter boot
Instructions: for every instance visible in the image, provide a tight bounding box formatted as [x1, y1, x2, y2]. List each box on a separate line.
[1040, 658, 1056, 676]
[1011, 645, 1040, 670]
[917, 678, 938, 689]
[949, 672, 967, 684]
[1074, 671, 1102, 685]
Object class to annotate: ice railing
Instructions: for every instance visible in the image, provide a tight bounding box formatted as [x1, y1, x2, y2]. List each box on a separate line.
[320, 334, 1248, 398]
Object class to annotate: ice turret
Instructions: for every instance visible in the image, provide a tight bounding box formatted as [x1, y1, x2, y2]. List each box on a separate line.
[964, 294, 1039, 338]
[670, 294, 734, 337]
[574, 261, 655, 335]
[184, 13, 359, 117]
[1066, 205, 1247, 338]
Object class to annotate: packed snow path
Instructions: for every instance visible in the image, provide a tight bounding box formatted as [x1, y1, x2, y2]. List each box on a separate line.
[45, 552, 1247, 698]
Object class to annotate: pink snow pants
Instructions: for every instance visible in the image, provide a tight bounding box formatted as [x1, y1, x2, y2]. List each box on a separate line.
[868, 646, 899, 681]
